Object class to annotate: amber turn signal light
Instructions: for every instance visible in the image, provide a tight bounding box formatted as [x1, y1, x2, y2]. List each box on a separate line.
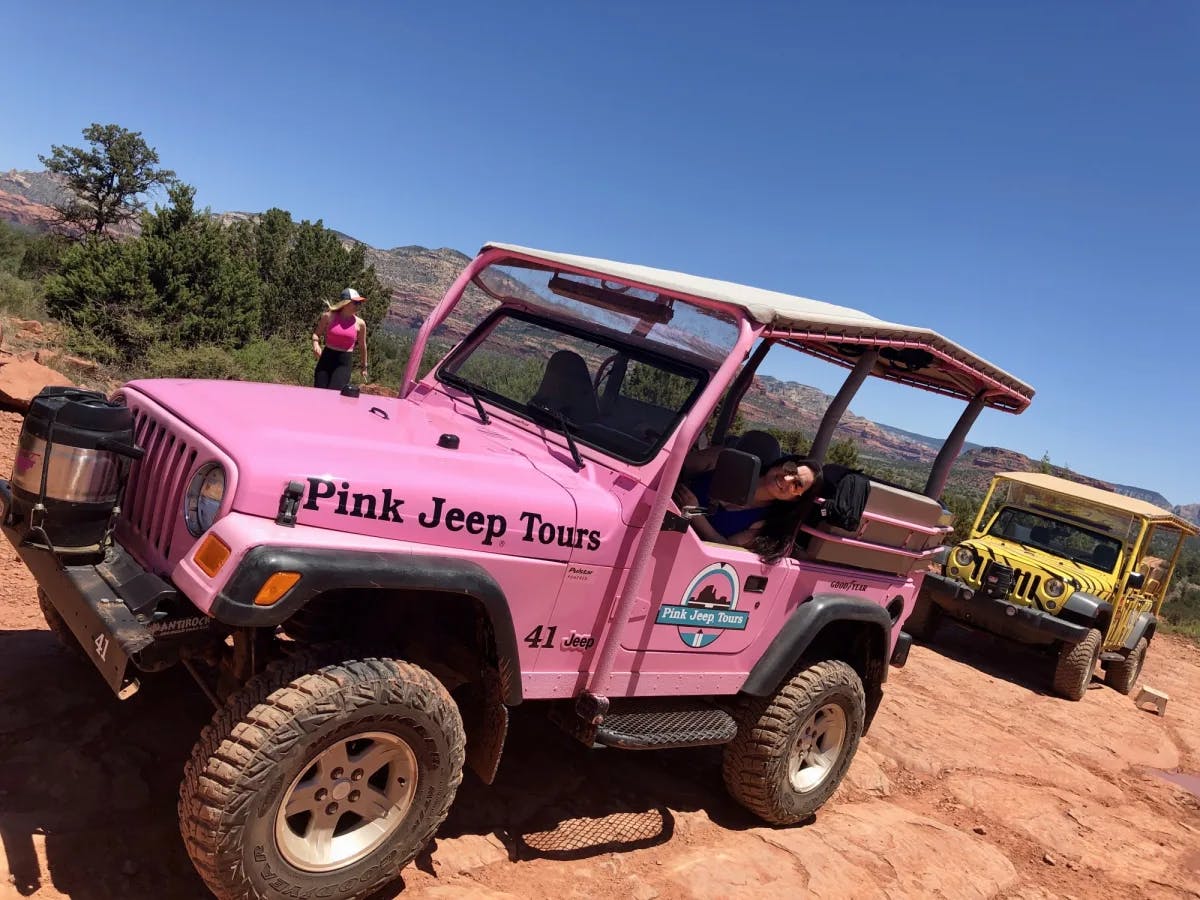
[254, 572, 302, 606]
[193, 534, 231, 577]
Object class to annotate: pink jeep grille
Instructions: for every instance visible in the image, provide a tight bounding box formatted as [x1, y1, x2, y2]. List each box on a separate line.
[122, 409, 198, 561]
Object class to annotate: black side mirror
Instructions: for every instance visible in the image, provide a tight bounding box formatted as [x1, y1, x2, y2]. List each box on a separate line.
[708, 448, 760, 508]
[1126, 571, 1145, 590]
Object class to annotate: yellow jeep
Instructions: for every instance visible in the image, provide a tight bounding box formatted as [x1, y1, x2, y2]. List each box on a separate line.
[911, 472, 1197, 700]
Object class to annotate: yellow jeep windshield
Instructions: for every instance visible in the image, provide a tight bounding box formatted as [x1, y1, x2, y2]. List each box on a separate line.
[987, 507, 1123, 574]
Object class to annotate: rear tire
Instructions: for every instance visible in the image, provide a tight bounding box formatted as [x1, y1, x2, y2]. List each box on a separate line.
[1104, 637, 1148, 695]
[722, 659, 865, 825]
[179, 651, 465, 900]
[1052, 628, 1102, 701]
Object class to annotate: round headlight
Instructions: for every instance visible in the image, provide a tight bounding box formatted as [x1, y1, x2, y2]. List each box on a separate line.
[952, 546, 976, 567]
[1044, 577, 1066, 599]
[185, 463, 226, 536]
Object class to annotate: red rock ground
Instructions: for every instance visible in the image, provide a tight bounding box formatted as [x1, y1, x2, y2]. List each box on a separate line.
[0, 406, 1197, 900]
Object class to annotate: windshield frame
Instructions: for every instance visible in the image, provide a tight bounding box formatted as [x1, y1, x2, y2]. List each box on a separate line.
[436, 307, 712, 466]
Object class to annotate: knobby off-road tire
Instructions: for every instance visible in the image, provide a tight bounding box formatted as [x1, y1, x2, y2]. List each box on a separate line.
[179, 651, 465, 900]
[903, 594, 941, 642]
[1052, 627, 1102, 701]
[723, 659, 865, 825]
[1104, 636, 1148, 695]
[38, 588, 85, 660]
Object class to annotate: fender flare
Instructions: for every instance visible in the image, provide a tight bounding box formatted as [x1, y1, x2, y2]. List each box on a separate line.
[740, 593, 894, 697]
[210, 546, 522, 703]
[1060, 591, 1113, 629]
[1124, 611, 1157, 651]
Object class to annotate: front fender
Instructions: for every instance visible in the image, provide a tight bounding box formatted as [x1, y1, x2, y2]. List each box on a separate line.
[1060, 591, 1113, 629]
[209, 546, 522, 703]
[740, 593, 893, 697]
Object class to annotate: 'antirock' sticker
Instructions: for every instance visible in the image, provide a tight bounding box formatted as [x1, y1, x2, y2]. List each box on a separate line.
[655, 562, 748, 648]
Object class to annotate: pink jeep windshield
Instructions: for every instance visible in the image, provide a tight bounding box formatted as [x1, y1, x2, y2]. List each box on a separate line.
[439, 309, 709, 464]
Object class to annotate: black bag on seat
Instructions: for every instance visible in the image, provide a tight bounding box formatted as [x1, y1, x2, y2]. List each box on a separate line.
[819, 465, 871, 531]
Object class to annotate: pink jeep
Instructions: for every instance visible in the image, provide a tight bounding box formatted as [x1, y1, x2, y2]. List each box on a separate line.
[0, 243, 1033, 900]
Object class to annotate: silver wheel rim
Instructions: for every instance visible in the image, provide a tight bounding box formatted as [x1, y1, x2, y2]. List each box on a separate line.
[274, 731, 418, 873]
[788, 703, 848, 793]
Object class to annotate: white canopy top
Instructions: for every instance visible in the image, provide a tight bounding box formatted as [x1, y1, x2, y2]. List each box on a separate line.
[482, 242, 1034, 411]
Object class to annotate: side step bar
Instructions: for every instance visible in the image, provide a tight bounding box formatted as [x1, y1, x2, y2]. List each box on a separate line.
[555, 698, 738, 751]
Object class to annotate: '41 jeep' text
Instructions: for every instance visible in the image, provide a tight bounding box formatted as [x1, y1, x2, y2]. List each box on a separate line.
[0, 244, 1033, 900]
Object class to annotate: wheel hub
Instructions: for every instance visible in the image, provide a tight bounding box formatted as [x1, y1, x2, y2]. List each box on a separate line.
[274, 731, 418, 873]
[788, 703, 848, 793]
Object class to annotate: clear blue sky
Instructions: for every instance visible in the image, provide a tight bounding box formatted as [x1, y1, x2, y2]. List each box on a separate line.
[2, 2, 1197, 502]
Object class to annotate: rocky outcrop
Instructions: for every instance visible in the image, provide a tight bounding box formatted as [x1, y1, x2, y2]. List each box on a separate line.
[0, 358, 74, 411]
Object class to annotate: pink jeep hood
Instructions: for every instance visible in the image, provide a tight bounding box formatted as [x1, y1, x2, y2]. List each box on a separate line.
[124, 379, 612, 562]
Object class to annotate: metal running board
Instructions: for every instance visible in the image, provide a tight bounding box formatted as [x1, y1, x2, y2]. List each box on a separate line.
[594, 699, 737, 750]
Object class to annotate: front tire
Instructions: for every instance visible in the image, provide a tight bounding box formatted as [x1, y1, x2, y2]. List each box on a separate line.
[38, 588, 84, 659]
[722, 659, 865, 825]
[1052, 628, 1102, 701]
[179, 652, 465, 900]
[1104, 637, 1148, 695]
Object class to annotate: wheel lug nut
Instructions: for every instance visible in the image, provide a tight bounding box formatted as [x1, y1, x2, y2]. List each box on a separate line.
[349, 790, 360, 802]
[315, 788, 328, 801]
[351, 769, 364, 781]
[331, 767, 344, 779]
[326, 802, 339, 816]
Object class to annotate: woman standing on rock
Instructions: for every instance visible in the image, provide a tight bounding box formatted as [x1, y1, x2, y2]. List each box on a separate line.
[312, 288, 369, 390]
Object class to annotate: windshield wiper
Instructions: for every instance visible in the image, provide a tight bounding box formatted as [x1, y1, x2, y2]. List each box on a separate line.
[528, 401, 584, 469]
[443, 374, 490, 425]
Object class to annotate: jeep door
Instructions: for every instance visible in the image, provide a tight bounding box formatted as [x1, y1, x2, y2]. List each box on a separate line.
[619, 525, 798, 655]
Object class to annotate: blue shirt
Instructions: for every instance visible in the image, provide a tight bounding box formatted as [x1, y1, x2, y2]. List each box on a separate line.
[691, 472, 767, 538]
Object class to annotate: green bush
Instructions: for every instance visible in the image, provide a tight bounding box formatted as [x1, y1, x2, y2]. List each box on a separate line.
[144, 343, 241, 380]
[0, 271, 48, 320]
[233, 336, 313, 386]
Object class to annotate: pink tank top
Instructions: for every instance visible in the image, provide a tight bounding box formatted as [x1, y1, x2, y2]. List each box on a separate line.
[325, 313, 358, 351]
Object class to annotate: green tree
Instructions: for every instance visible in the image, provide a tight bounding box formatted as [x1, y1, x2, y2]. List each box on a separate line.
[141, 183, 262, 348]
[44, 237, 159, 362]
[40, 123, 176, 238]
[1034, 452, 1053, 474]
[255, 213, 386, 340]
[827, 437, 860, 468]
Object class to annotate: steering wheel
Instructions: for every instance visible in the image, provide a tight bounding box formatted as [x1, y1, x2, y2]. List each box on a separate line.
[593, 352, 619, 392]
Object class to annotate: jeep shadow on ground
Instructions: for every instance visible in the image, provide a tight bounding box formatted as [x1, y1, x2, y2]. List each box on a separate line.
[422, 704, 768, 870]
[0, 630, 776, 898]
[0, 627, 213, 899]
[917, 620, 1099, 697]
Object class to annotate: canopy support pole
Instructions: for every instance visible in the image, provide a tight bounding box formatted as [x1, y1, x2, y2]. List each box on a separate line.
[924, 391, 987, 499]
[810, 350, 879, 462]
[712, 340, 771, 444]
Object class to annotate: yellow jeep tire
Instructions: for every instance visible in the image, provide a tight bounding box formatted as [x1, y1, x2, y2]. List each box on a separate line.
[1052, 628, 1102, 701]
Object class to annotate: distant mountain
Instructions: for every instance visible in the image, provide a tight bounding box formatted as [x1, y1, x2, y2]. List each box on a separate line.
[1, 168, 1190, 509]
[1174, 504, 1200, 527]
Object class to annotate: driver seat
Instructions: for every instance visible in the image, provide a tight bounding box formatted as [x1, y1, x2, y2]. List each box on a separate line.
[530, 350, 600, 425]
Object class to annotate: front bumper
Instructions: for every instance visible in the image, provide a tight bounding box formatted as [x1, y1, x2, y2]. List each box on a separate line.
[919, 572, 1090, 646]
[0, 480, 220, 696]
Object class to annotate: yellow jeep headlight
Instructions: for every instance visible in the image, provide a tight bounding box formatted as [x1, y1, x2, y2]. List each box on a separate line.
[1044, 577, 1067, 599]
[952, 546, 975, 567]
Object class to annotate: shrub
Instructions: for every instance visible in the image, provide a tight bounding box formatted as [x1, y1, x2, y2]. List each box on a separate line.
[0, 272, 48, 320]
[144, 343, 240, 380]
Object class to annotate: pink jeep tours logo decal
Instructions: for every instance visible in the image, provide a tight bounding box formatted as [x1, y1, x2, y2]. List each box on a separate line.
[655, 562, 748, 648]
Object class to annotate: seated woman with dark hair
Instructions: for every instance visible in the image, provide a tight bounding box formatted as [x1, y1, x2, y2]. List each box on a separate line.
[672, 453, 823, 563]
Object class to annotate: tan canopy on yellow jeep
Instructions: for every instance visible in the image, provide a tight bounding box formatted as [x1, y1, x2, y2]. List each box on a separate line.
[997, 472, 1199, 535]
[482, 242, 1034, 413]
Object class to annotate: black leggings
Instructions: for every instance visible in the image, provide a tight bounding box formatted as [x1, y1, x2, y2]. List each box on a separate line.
[314, 347, 354, 390]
